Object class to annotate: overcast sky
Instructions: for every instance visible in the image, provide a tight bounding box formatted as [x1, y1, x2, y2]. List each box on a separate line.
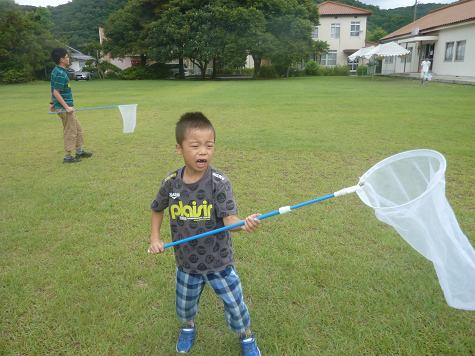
[15, 0, 457, 10]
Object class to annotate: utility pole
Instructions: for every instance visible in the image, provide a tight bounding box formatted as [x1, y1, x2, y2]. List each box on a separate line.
[414, 0, 418, 22]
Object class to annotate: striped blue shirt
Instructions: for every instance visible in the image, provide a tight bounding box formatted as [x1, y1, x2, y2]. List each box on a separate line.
[51, 66, 73, 109]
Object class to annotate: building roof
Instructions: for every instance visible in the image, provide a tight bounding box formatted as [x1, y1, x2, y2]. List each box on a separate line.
[318, 1, 372, 16]
[382, 0, 475, 41]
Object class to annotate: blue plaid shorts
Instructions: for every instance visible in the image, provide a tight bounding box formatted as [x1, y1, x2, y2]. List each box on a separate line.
[175, 266, 251, 334]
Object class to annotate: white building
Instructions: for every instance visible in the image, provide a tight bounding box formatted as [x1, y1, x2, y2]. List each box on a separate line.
[67, 46, 93, 71]
[315, 1, 372, 71]
[380, 0, 475, 77]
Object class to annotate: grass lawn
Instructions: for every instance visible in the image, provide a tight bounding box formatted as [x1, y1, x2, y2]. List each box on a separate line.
[1, 76, 474, 355]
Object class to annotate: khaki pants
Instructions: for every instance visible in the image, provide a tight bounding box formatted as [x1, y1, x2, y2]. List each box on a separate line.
[56, 109, 84, 152]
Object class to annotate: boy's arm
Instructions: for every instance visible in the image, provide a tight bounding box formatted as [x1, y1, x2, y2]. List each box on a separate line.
[223, 214, 261, 233]
[53, 89, 75, 113]
[149, 210, 166, 254]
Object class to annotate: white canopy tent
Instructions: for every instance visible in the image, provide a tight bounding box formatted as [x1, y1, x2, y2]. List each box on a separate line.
[348, 46, 377, 61]
[349, 42, 410, 78]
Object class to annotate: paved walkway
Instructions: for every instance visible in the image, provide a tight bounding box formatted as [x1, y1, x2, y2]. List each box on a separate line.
[383, 72, 475, 85]
[189, 73, 475, 85]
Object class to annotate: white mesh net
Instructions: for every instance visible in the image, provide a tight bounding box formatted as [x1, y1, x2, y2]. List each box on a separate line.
[118, 104, 138, 133]
[357, 149, 475, 310]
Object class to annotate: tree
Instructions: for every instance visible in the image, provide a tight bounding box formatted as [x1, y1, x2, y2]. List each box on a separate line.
[366, 27, 388, 43]
[269, 16, 316, 77]
[244, 0, 320, 78]
[313, 40, 330, 58]
[147, 0, 320, 79]
[103, 0, 170, 66]
[148, 1, 231, 80]
[0, 0, 56, 83]
[83, 42, 105, 79]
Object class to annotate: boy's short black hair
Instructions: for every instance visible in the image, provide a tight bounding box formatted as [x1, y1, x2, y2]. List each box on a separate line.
[176, 112, 215, 145]
[51, 47, 68, 65]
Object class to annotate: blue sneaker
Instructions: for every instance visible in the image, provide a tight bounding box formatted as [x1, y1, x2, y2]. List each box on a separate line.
[239, 333, 261, 356]
[176, 322, 196, 353]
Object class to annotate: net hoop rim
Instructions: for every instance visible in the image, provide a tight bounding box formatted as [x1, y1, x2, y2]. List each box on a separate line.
[118, 104, 138, 109]
[358, 149, 447, 210]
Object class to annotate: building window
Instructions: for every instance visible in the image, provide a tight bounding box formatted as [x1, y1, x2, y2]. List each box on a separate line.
[331, 24, 340, 39]
[401, 47, 413, 63]
[350, 22, 360, 37]
[445, 42, 454, 61]
[312, 26, 319, 40]
[320, 50, 337, 66]
[384, 56, 393, 64]
[455, 40, 466, 61]
[348, 58, 358, 72]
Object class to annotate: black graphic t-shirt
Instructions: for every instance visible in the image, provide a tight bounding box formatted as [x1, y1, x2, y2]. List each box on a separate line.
[150, 165, 239, 274]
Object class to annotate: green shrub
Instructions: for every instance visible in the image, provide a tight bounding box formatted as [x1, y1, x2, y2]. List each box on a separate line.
[240, 68, 254, 75]
[304, 60, 320, 76]
[333, 64, 350, 76]
[100, 62, 122, 79]
[118, 63, 171, 80]
[105, 71, 121, 79]
[357, 65, 368, 76]
[319, 64, 350, 76]
[121, 66, 149, 80]
[288, 67, 304, 77]
[321, 66, 335, 76]
[82, 66, 97, 73]
[258, 66, 277, 78]
[147, 63, 173, 79]
[0, 65, 33, 84]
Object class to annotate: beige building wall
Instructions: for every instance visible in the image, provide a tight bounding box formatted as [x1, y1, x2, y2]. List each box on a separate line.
[318, 14, 368, 66]
[433, 22, 474, 76]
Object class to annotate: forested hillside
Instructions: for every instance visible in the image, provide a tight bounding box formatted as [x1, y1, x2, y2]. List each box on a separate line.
[47, 0, 127, 50]
[387, 2, 452, 18]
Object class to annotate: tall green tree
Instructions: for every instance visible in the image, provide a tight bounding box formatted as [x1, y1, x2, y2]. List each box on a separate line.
[103, 0, 169, 66]
[148, 1, 234, 80]
[0, 0, 56, 83]
[245, 0, 320, 78]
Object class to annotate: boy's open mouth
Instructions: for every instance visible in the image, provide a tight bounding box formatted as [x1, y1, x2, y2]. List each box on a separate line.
[197, 159, 207, 167]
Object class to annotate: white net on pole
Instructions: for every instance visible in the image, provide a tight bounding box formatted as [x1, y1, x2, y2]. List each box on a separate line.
[118, 104, 138, 133]
[357, 149, 475, 310]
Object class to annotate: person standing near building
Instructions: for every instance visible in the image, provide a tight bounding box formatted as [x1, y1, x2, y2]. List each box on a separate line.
[420, 57, 431, 85]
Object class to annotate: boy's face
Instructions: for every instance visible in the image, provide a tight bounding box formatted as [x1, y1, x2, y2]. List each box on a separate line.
[59, 54, 70, 67]
[176, 128, 215, 177]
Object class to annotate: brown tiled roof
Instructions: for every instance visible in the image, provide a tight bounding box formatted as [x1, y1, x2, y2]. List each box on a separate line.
[365, 40, 379, 47]
[382, 0, 475, 40]
[318, 1, 372, 16]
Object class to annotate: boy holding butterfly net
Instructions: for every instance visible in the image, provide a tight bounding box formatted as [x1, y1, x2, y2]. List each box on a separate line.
[149, 112, 262, 355]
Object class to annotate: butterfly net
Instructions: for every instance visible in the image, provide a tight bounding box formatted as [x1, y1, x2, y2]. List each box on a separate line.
[118, 104, 137, 133]
[356, 149, 475, 310]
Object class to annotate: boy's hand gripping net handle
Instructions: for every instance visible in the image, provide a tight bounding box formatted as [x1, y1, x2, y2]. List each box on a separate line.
[148, 184, 361, 252]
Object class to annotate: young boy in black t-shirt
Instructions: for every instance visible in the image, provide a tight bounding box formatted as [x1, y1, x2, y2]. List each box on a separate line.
[149, 112, 262, 355]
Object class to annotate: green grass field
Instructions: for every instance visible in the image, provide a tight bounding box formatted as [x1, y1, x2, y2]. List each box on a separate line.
[1, 76, 474, 355]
